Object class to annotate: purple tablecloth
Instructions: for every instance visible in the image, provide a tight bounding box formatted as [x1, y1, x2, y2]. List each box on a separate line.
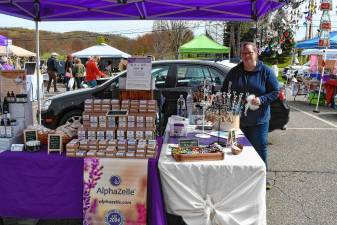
[0, 137, 166, 225]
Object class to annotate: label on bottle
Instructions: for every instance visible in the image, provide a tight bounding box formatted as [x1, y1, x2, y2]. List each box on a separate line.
[5, 126, 12, 138]
[0, 126, 6, 138]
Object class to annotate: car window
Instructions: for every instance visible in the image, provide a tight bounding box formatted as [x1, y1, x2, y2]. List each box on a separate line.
[176, 65, 212, 87]
[209, 67, 224, 85]
[152, 65, 169, 88]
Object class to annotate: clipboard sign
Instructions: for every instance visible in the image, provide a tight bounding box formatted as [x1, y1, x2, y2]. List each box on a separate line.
[48, 134, 62, 154]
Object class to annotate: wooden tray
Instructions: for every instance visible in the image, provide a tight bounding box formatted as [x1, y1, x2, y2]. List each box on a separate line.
[172, 152, 224, 162]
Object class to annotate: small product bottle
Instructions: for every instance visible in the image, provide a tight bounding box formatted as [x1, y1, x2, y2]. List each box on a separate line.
[176, 94, 186, 117]
[10, 91, 16, 103]
[2, 97, 9, 114]
[0, 117, 5, 138]
[6, 91, 11, 103]
[5, 119, 12, 138]
[186, 89, 194, 121]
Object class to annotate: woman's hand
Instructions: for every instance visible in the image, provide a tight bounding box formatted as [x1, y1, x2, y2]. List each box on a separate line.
[251, 97, 261, 106]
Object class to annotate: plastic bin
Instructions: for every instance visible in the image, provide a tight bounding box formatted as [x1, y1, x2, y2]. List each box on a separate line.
[308, 91, 325, 106]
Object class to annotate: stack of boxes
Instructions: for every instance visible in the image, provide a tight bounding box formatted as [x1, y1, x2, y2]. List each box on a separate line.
[66, 98, 157, 158]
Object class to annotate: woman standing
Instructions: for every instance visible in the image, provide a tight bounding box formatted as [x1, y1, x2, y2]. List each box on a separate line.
[64, 55, 74, 91]
[73, 58, 86, 89]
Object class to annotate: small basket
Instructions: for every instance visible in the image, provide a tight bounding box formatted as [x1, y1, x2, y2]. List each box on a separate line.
[231, 144, 243, 155]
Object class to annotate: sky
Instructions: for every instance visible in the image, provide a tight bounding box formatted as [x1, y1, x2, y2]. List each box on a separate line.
[0, 6, 336, 41]
[0, 14, 156, 39]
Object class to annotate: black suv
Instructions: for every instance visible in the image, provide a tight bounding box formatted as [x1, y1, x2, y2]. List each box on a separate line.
[40, 60, 289, 132]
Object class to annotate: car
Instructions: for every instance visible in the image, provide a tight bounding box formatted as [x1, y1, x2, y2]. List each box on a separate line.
[40, 60, 289, 133]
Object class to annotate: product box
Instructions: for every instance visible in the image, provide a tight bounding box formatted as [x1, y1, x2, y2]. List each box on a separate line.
[115, 151, 126, 158]
[106, 146, 117, 153]
[84, 99, 93, 112]
[127, 129, 135, 140]
[75, 150, 87, 157]
[87, 150, 97, 157]
[87, 128, 97, 139]
[77, 126, 87, 139]
[96, 150, 106, 157]
[135, 130, 144, 139]
[96, 128, 106, 139]
[105, 129, 115, 139]
[108, 139, 117, 147]
[116, 128, 126, 139]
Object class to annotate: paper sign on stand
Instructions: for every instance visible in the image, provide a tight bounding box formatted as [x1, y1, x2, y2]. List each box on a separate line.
[126, 57, 152, 90]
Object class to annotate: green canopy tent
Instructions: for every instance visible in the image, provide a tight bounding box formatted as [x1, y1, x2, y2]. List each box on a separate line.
[179, 35, 229, 59]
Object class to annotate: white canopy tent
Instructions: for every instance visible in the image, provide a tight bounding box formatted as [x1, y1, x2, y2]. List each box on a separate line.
[0, 44, 35, 57]
[72, 43, 130, 58]
[301, 49, 337, 60]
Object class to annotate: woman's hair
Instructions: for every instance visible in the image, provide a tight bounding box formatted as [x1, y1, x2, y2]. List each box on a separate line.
[240, 42, 258, 52]
[273, 59, 278, 65]
[75, 58, 82, 64]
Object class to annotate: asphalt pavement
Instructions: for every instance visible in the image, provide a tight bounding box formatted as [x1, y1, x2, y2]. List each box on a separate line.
[267, 95, 337, 225]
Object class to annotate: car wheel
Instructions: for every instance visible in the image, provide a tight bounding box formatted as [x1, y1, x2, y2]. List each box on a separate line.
[59, 110, 83, 127]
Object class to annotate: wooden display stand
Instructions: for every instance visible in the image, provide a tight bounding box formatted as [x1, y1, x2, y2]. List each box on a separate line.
[120, 89, 154, 100]
[172, 151, 224, 162]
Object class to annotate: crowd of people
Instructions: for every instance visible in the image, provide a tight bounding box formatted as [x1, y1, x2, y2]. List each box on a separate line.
[46, 53, 128, 93]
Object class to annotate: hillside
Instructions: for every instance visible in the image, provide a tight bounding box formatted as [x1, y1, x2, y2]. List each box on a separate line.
[0, 27, 133, 59]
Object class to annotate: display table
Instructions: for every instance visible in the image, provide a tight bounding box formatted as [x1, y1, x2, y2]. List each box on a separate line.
[158, 127, 266, 225]
[325, 79, 337, 105]
[0, 137, 166, 225]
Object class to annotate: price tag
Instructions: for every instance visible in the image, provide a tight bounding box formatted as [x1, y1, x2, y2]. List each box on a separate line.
[179, 139, 199, 147]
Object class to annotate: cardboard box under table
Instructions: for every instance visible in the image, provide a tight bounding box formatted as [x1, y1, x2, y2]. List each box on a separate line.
[0, 138, 165, 224]
[158, 125, 266, 225]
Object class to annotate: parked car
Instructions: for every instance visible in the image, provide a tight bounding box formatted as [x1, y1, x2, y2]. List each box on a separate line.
[40, 60, 289, 132]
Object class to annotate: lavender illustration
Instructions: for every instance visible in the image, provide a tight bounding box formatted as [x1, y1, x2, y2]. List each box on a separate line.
[83, 158, 103, 225]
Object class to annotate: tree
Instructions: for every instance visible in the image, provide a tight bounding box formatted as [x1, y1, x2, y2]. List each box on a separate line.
[152, 20, 194, 59]
[96, 36, 106, 45]
[258, 0, 306, 60]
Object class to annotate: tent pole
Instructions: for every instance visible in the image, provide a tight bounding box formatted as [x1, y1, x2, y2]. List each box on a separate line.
[313, 48, 327, 113]
[35, 20, 41, 124]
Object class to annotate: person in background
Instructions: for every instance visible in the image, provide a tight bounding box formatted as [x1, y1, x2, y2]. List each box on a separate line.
[221, 42, 279, 190]
[0, 56, 14, 70]
[105, 60, 113, 76]
[64, 54, 74, 91]
[73, 58, 86, 89]
[271, 59, 279, 79]
[46, 52, 59, 92]
[118, 58, 128, 72]
[85, 56, 106, 88]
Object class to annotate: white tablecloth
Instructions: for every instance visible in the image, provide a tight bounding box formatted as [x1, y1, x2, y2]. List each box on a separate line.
[158, 127, 266, 225]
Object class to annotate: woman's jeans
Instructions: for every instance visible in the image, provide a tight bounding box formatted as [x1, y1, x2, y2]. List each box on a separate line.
[241, 122, 269, 170]
[87, 80, 97, 88]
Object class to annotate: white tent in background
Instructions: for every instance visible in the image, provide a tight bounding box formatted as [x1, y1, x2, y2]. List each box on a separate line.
[72, 43, 130, 58]
[0, 44, 35, 57]
[301, 49, 337, 60]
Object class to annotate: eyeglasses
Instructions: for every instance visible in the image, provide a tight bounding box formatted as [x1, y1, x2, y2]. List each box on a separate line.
[241, 51, 255, 56]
